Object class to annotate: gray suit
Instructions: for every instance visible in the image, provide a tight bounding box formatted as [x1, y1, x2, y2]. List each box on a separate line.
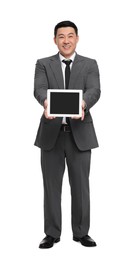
[34, 53, 100, 238]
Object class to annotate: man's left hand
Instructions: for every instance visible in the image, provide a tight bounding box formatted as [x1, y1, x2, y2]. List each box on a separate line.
[71, 100, 86, 121]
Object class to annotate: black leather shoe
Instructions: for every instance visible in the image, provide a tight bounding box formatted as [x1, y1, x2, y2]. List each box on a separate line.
[73, 235, 97, 247]
[39, 235, 60, 249]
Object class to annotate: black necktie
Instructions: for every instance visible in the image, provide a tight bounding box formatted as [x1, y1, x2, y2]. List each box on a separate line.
[62, 59, 72, 89]
[62, 59, 72, 125]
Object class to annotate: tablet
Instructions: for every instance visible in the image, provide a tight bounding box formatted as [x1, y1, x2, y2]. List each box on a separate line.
[47, 89, 83, 117]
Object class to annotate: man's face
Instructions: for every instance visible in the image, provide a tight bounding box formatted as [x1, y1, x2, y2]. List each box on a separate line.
[54, 27, 79, 58]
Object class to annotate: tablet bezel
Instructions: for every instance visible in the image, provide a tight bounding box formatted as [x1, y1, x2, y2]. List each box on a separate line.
[47, 89, 83, 117]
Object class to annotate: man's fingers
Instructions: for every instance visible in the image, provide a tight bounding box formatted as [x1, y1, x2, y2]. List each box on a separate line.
[44, 110, 56, 120]
[71, 116, 81, 119]
[71, 108, 85, 120]
[81, 110, 85, 121]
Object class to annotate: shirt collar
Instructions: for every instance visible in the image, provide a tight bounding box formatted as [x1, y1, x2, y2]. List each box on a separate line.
[59, 52, 76, 62]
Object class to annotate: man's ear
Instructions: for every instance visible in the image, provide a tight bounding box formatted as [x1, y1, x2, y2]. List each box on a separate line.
[54, 37, 57, 45]
[76, 35, 79, 43]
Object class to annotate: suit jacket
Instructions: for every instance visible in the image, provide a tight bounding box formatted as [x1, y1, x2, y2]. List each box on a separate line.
[34, 53, 101, 151]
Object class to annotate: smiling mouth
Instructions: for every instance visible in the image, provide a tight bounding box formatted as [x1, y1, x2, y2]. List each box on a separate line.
[63, 45, 70, 49]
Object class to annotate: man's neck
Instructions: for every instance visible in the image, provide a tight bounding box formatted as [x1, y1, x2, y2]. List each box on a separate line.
[59, 52, 76, 61]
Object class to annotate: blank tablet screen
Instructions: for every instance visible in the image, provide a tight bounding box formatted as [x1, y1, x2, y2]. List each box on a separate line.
[50, 92, 79, 114]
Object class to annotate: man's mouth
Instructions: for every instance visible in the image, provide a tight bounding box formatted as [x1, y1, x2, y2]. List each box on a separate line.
[63, 45, 70, 50]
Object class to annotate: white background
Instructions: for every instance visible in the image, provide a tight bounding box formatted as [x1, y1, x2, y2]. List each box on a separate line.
[0, 0, 135, 259]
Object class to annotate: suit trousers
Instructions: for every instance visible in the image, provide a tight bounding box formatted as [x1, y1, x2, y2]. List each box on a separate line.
[41, 129, 91, 238]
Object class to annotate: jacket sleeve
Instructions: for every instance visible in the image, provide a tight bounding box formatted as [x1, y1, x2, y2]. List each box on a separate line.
[83, 59, 101, 111]
[34, 59, 49, 106]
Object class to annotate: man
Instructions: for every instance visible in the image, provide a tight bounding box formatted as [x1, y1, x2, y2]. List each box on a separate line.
[34, 21, 101, 248]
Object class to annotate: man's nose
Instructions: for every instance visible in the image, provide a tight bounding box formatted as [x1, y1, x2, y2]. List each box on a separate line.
[64, 37, 69, 43]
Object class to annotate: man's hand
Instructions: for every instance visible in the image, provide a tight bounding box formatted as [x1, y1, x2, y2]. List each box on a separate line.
[71, 100, 86, 121]
[44, 99, 56, 120]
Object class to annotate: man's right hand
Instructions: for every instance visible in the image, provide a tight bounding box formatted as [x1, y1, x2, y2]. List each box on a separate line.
[44, 99, 56, 119]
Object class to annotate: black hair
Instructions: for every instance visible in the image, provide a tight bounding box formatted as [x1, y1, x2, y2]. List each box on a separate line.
[54, 20, 78, 37]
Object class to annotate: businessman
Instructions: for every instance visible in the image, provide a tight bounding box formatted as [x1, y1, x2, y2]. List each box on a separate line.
[34, 21, 101, 248]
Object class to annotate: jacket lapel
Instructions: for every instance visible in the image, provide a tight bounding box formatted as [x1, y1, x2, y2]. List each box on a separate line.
[49, 54, 64, 89]
[69, 54, 84, 89]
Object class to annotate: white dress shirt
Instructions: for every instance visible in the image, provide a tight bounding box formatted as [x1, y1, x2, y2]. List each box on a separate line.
[59, 52, 76, 124]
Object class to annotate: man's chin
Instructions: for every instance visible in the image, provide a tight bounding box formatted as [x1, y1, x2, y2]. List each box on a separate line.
[61, 50, 73, 58]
